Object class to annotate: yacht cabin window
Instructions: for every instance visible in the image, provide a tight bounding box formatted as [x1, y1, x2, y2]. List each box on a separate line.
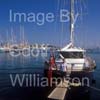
[60, 52, 84, 58]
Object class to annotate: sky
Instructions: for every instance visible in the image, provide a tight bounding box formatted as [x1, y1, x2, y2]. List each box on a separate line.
[0, 0, 100, 48]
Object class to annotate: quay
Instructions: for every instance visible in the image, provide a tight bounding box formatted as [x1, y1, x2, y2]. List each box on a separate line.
[48, 80, 70, 100]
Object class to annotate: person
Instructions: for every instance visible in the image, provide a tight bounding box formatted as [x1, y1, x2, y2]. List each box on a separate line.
[44, 60, 49, 77]
[49, 55, 56, 69]
[44, 60, 52, 86]
[61, 59, 67, 82]
[48, 59, 53, 86]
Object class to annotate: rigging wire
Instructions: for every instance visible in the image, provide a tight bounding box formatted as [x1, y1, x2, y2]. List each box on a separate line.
[89, 86, 100, 92]
[57, 0, 60, 10]
[82, 0, 89, 48]
[56, 0, 88, 48]
[54, 0, 60, 47]
[61, 0, 66, 47]
[78, 0, 84, 47]
[74, 0, 88, 48]
[81, 0, 88, 48]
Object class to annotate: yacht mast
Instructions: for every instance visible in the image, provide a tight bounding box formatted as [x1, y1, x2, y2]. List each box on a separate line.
[70, 0, 75, 46]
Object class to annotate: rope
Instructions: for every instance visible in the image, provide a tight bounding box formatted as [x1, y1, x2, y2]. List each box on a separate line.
[89, 86, 100, 92]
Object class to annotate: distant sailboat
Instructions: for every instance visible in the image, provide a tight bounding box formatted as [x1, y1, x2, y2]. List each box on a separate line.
[0, 30, 11, 53]
[18, 25, 30, 54]
[0, 35, 4, 52]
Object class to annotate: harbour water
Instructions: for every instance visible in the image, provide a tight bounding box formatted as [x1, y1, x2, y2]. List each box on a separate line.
[0, 52, 100, 100]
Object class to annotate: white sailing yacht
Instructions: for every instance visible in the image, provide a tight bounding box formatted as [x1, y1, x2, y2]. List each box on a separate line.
[56, 0, 96, 72]
[0, 35, 4, 52]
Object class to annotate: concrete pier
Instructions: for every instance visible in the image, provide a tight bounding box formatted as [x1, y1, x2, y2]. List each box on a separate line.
[48, 80, 69, 100]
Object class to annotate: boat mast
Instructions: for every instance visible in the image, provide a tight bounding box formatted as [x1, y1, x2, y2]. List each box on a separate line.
[70, 0, 75, 46]
[20, 25, 25, 46]
[11, 27, 14, 45]
[22, 26, 25, 45]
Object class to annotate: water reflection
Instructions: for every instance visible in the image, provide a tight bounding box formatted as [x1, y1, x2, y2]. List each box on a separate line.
[0, 52, 99, 100]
